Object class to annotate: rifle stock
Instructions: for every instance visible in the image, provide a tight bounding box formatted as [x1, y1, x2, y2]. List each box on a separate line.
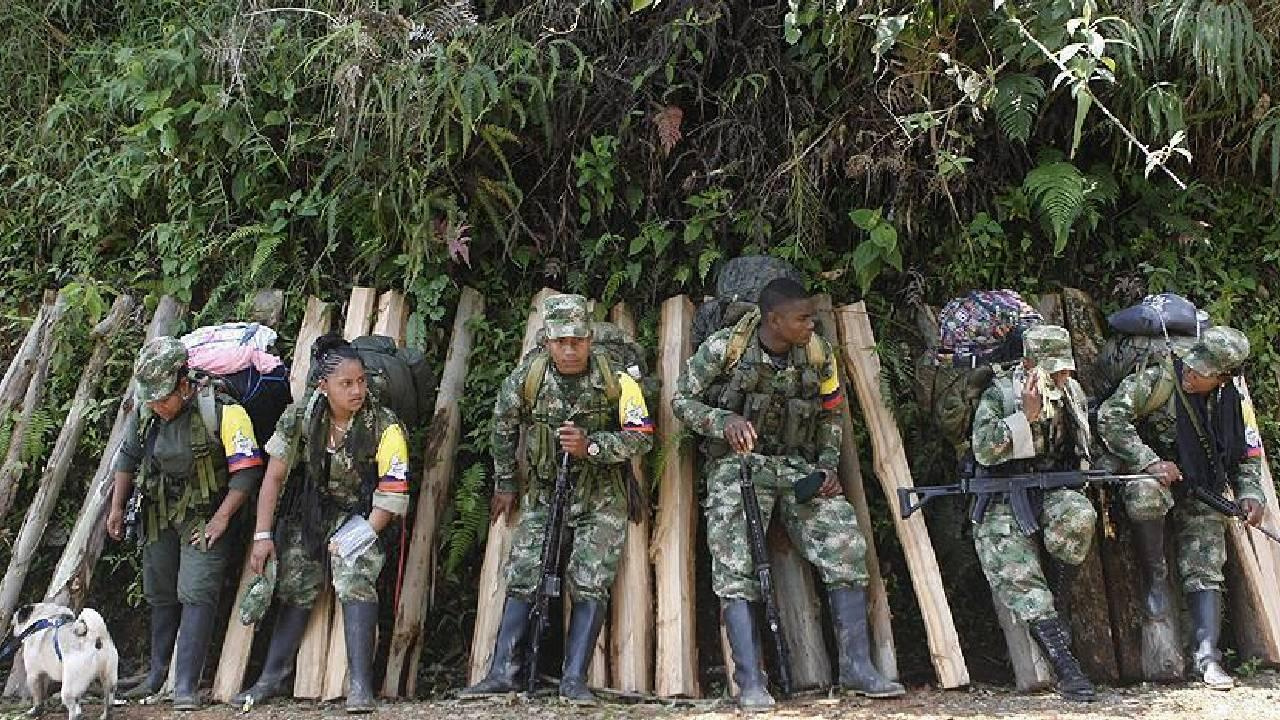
[526, 451, 573, 694]
[739, 456, 792, 696]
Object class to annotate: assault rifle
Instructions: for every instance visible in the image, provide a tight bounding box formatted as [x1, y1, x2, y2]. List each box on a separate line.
[1189, 484, 1280, 544]
[898, 465, 1159, 536]
[526, 451, 573, 694]
[739, 455, 793, 697]
[123, 485, 144, 546]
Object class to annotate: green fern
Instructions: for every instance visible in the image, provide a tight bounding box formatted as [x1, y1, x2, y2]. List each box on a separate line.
[1023, 161, 1086, 254]
[22, 405, 57, 465]
[1153, 0, 1272, 109]
[1250, 107, 1280, 190]
[991, 73, 1045, 144]
[248, 233, 285, 282]
[443, 462, 490, 579]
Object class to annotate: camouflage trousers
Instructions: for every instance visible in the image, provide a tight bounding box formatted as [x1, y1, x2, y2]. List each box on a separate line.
[275, 518, 385, 606]
[143, 515, 240, 608]
[1123, 480, 1228, 592]
[505, 479, 627, 602]
[973, 488, 1096, 622]
[704, 454, 867, 601]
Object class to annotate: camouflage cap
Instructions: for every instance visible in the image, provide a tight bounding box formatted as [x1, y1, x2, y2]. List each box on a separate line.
[1183, 326, 1250, 377]
[133, 336, 188, 403]
[542, 293, 591, 339]
[238, 556, 276, 626]
[1023, 324, 1076, 374]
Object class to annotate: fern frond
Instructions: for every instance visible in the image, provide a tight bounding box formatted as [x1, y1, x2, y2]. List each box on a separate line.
[443, 462, 489, 578]
[1250, 108, 1280, 189]
[991, 73, 1045, 144]
[1023, 162, 1086, 254]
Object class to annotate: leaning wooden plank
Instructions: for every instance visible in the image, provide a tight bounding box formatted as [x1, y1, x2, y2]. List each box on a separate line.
[0, 291, 68, 525]
[0, 292, 55, 420]
[835, 302, 968, 689]
[468, 288, 559, 684]
[814, 295, 897, 679]
[344, 287, 379, 340]
[651, 295, 700, 698]
[384, 287, 484, 698]
[607, 303, 654, 694]
[0, 295, 132, 638]
[768, 524, 832, 689]
[372, 291, 410, 342]
[994, 603, 1053, 692]
[212, 295, 325, 703]
[1239, 375, 1280, 614]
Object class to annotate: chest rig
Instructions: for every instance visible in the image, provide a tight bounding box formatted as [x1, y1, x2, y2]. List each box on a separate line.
[522, 351, 619, 491]
[706, 337, 823, 461]
[137, 404, 226, 543]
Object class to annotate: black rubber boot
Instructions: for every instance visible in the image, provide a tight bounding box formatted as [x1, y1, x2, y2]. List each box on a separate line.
[343, 601, 379, 713]
[722, 599, 775, 712]
[1188, 590, 1234, 690]
[123, 604, 181, 699]
[1030, 616, 1097, 702]
[230, 604, 311, 707]
[559, 599, 607, 705]
[1133, 519, 1173, 620]
[458, 596, 532, 699]
[828, 586, 905, 698]
[172, 603, 218, 710]
[1047, 558, 1078, 645]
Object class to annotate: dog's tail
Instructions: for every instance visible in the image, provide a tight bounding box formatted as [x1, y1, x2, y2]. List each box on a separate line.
[73, 608, 112, 648]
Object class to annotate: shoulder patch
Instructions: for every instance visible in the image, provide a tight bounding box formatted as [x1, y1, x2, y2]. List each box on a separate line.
[376, 423, 410, 494]
[617, 373, 654, 433]
[220, 404, 264, 472]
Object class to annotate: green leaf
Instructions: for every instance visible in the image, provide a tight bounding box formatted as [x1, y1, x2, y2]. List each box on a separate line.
[629, 234, 648, 256]
[991, 73, 1045, 144]
[1070, 91, 1093, 159]
[849, 208, 878, 229]
[1023, 161, 1086, 254]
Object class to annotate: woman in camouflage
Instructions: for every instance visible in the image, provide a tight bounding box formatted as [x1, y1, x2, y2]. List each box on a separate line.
[233, 334, 411, 713]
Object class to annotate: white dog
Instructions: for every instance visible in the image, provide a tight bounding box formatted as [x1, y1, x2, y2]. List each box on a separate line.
[8, 602, 118, 720]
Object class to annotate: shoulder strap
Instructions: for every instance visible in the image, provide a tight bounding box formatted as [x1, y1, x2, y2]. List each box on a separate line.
[1139, 360, 1176, 416]
[522, 353, 550, 410]
[592, 351, 620, 401]
[1000, 377, 1018, 415]
[723, 309, 761, 372]
[196, 387, 219, 444]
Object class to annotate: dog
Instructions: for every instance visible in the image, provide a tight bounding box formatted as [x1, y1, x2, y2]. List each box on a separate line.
[8, 602, 118, 720]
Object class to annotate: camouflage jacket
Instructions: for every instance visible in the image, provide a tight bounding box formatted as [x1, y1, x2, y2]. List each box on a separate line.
[971, 371, 1092, 469]
[492, 353, 653, 495]
[1096, 363, 1264, 503]
[672, 327, 843, 472]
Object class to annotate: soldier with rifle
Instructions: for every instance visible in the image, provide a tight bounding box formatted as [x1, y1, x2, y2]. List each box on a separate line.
[1097, 325, 1266, 690]
[674, 277, 902, 711]
[460, 294, 653, 704]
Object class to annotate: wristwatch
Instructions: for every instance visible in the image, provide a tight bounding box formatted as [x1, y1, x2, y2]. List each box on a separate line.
[587, 441, 601, 458]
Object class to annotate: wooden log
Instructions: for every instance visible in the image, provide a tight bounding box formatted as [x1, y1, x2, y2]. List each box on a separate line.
[1100, 516, 1148, 682]
[250, 289, 286, 327]
[0, 292, 68, 525]
[814, 295, 897, 679]
[0, 292, 55, 420]
[292, 590, 334, 699]
[835, 302, 968, 689]
[768, 524, 831, 689]
[468, 288, 560, 684]
[344, 287, 379, 340]
[651, 295, 700, 698]
[993, 603, 1053, 692]
[719, 622, 738, 697]
[0, 295, 133, 638]
[372, 291, 410, 342]
[213, 296, 328, 703]
[383, 288, 485, 698]
[607, 303, 653, 694]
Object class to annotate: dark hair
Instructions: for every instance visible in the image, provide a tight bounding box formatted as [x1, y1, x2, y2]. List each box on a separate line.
[310, 333, 363, 384]
[759, 277, 810, 316]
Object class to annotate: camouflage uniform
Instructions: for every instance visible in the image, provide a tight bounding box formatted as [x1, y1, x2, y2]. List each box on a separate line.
[492, 295, 654, 602]
[1097, 327, 1263, 593]
[672, 320, 865, 601]
[970, 325, 1096, 623]
[264, 394, 411, 605]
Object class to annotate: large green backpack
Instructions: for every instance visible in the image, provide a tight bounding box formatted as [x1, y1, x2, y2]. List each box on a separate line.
[1095, 334, 1195, 415]
[521, 321, 656, 409]
[348, 335, 435, 427]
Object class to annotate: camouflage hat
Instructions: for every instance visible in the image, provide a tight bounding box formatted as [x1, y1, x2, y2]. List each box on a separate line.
[1183, 326, 1250, 377]
[238, 557, 276, 626]
[133, 336, 188, 403]
[542, 293, 591, 339]
[1023, 324, 1076, 374]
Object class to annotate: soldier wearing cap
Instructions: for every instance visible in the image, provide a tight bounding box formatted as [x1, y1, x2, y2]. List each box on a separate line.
[1098, 325, 1264, 690]
[460, 293, 653, 704]
[970, 323, 1097, 701]
[105, 336, 266, 709]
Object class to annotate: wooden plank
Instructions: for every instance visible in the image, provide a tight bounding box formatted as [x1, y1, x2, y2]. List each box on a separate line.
[1100, 515, 1148, 682]
[607, 303, 653, 694]
[343, 287, 378, 340]
[0, 291, 55, 421]
[719, 622, 738, 697]
[213, 296, 327, 703]
[372, 291, 410, 341]
[321, 603, 349, 700]
[383, 288, 485, 698]
[993, 603, 1053, 692]
[292, 590, 334, 698]
[652, 295, 700, 698]
[814, 295, 896, 679]
[768, 524, 831, 689]
[835, 302, 968, 689]
[468, 288, 559, 684]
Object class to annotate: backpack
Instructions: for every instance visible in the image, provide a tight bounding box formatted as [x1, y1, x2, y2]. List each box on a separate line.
[521, 321, 655, 408]
[181, 322, 292, 445]
[937, 290, 1042, 367]
[691, 255, 805, 352]
[348, 335, 435, 428]
[1095, 293, 1207, 413]
[1107, 292, 1205, 337]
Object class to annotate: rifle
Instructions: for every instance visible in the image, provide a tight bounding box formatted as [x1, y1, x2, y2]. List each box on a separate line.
[898, 466, 1159, 536]
[123, 485, 144, 546]
[739, 455, 793, 697]
[1188, 484, 1280, 544]
[526, 451, 573, 694]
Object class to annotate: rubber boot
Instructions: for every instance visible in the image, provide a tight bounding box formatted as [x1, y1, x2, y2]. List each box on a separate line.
[1188, 590, 1234, 690]
[123, 604, 180, 699]
[230, 604, 311, 707]
[1029, 616, 1097, 702]
[458, 596, 532, 699]
[172, 603, 218, 710]
[721, 599, 775, 712]
[1132, 519, 1173, 620]
[828, 586, 905, 698]
[1047, 558, 1078, 645]
[559, 599, 606, 705]
[342, 601, 378, 713]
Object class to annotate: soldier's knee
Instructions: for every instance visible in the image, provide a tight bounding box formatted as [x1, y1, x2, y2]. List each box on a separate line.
[1124, 480, 1173, 520]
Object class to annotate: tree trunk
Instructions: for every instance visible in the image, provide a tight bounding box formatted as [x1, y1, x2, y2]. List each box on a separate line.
[0, 291, 56, 421]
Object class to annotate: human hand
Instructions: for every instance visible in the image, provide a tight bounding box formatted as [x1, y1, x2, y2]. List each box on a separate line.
[106, 507, 124, 541]
[1022, 373, 1042, 422]
[1240, 498, 1264, 527]
[490, 491, 517, 525]
[192, 514, 230, 549]
[1144, 460, 1183, 487]
[723, 415, 757, 454]
[250, 539, 275, 575]
[558, 422, 589, 459]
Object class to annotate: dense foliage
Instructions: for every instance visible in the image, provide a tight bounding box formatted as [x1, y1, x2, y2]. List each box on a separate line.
[1, 0, 1277, 688]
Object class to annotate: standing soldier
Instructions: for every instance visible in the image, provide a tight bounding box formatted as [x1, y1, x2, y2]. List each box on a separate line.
[460, 293, 653, 705]
[673, 278, 902, 711]
[1097, 326, 1264, 690]
[105, 337, 266, 709]
[970, 325, 1097, 701]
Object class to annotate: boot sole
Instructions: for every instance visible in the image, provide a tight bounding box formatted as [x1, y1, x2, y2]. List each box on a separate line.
[457, 691, 519, 701]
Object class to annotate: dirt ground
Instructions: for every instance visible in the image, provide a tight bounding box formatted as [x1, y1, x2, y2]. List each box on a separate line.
[6, 672, 1280, 720]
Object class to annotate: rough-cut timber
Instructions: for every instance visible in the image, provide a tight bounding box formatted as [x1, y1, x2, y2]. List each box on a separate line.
[652, 295, 700, 698]
[384, 287, 484, 698]
[836, 301, 968, 689]
[289, 298, 332, 401]
[468, 288, 559, 684]
[994, 603, 1053, 692]
[0, 292, 55, 424]
[768, 523, 832, 689]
